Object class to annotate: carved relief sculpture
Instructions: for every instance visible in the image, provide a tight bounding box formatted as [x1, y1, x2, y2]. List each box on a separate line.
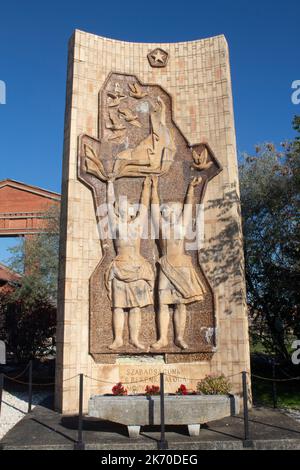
[128, 82, 148, 99]
[147, 48, 169, 68]
[151, 176, 206, 350]
[77, 72, 222, 361]
[105, 177, 154, 350]
[112, 96, 176, 178]
[55, 33, 252, 416]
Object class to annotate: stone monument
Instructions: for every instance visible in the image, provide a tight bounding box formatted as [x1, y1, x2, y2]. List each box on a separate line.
[55, 30, 250, 413]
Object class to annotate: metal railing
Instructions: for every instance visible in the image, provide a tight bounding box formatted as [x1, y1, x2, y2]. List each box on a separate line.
[1, 364, 300, 451]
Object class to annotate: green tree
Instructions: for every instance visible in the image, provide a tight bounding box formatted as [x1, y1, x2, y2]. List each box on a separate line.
[240, 116, 300, 361]
[9, 204, 60, 307]
[0, 205, 60, 361]
[0, 293, 56, 361]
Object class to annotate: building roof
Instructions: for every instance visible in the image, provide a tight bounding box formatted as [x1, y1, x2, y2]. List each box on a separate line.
[0, 179, 61, 201]
[0, 179, 61, 236]
[0, 262, 22, 282]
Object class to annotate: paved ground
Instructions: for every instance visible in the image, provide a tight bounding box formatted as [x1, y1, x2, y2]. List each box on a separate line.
[0, 389, 52, 440]
[1, 402, 300, 450]
[285, 408, 300, 424]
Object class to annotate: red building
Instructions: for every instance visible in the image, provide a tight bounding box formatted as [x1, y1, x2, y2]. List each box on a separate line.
[0, 179, 61, 238]
[0, 262, 22, 294]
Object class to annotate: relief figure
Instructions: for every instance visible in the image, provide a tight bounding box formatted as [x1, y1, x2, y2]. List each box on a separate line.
[105, 177, 154, 350]
[151, 176, 206, 350]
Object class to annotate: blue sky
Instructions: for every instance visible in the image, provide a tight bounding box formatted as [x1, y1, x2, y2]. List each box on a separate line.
[0, 0, 299, 261]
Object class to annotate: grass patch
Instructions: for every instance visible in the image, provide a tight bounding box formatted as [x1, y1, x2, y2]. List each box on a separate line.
[251, 353, 300, 410]
[252, 376, 300, 409]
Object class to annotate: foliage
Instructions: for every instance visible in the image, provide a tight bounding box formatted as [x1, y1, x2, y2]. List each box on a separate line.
[239, 116, 300, 361]
[8, 204, 60, 307]
[0, 289, 56, 361]
[197, 374, 231, 395]
[251, 355, 300, 409]
[145, 384, 160, 396]
[112, 382, 128, 396]
[0, 290, 8, 340]
[0, 204, 60, 361]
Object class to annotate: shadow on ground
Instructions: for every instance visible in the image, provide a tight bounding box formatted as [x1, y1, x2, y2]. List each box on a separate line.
[1, 403, 300, 450]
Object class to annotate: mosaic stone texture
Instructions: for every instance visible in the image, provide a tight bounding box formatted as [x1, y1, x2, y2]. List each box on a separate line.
[55, 30, 250, 414]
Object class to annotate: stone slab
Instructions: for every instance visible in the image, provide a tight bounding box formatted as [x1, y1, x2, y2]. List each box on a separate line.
[88, 394, 239, 426]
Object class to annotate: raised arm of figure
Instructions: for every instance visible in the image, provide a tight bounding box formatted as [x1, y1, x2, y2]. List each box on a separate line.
[183, 176, 202, 236]
[131, 176, 151, 240]
[137, 176, 151, 223]
[157, 96, 166, 126]
[150, 175, 161, 240]
[107, 179, 118, 237]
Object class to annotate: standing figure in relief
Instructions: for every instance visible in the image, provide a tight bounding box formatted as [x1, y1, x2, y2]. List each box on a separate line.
[151, 175, 206, 350]
[105, 177, 154, 350]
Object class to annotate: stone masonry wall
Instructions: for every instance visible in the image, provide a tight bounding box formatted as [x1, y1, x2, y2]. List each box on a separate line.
[55, 30, 250, 414]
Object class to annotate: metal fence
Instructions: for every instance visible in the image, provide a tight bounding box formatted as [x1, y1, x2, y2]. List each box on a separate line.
[1, 363, 300, 450]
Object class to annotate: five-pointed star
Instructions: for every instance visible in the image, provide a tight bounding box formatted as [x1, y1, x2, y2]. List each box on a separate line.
[152, 50, 165, 63]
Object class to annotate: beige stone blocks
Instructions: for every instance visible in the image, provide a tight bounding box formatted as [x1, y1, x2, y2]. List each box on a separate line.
[55, 30, 250, 414]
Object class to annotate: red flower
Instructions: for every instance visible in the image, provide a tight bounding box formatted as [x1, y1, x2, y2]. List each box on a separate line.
[145, 384, 160, 395]
[176, 384, 188, 395]
[112, 382, 128, 396]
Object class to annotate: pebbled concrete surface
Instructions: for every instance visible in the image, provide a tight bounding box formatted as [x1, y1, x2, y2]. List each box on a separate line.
[1, 405, 300, 450]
